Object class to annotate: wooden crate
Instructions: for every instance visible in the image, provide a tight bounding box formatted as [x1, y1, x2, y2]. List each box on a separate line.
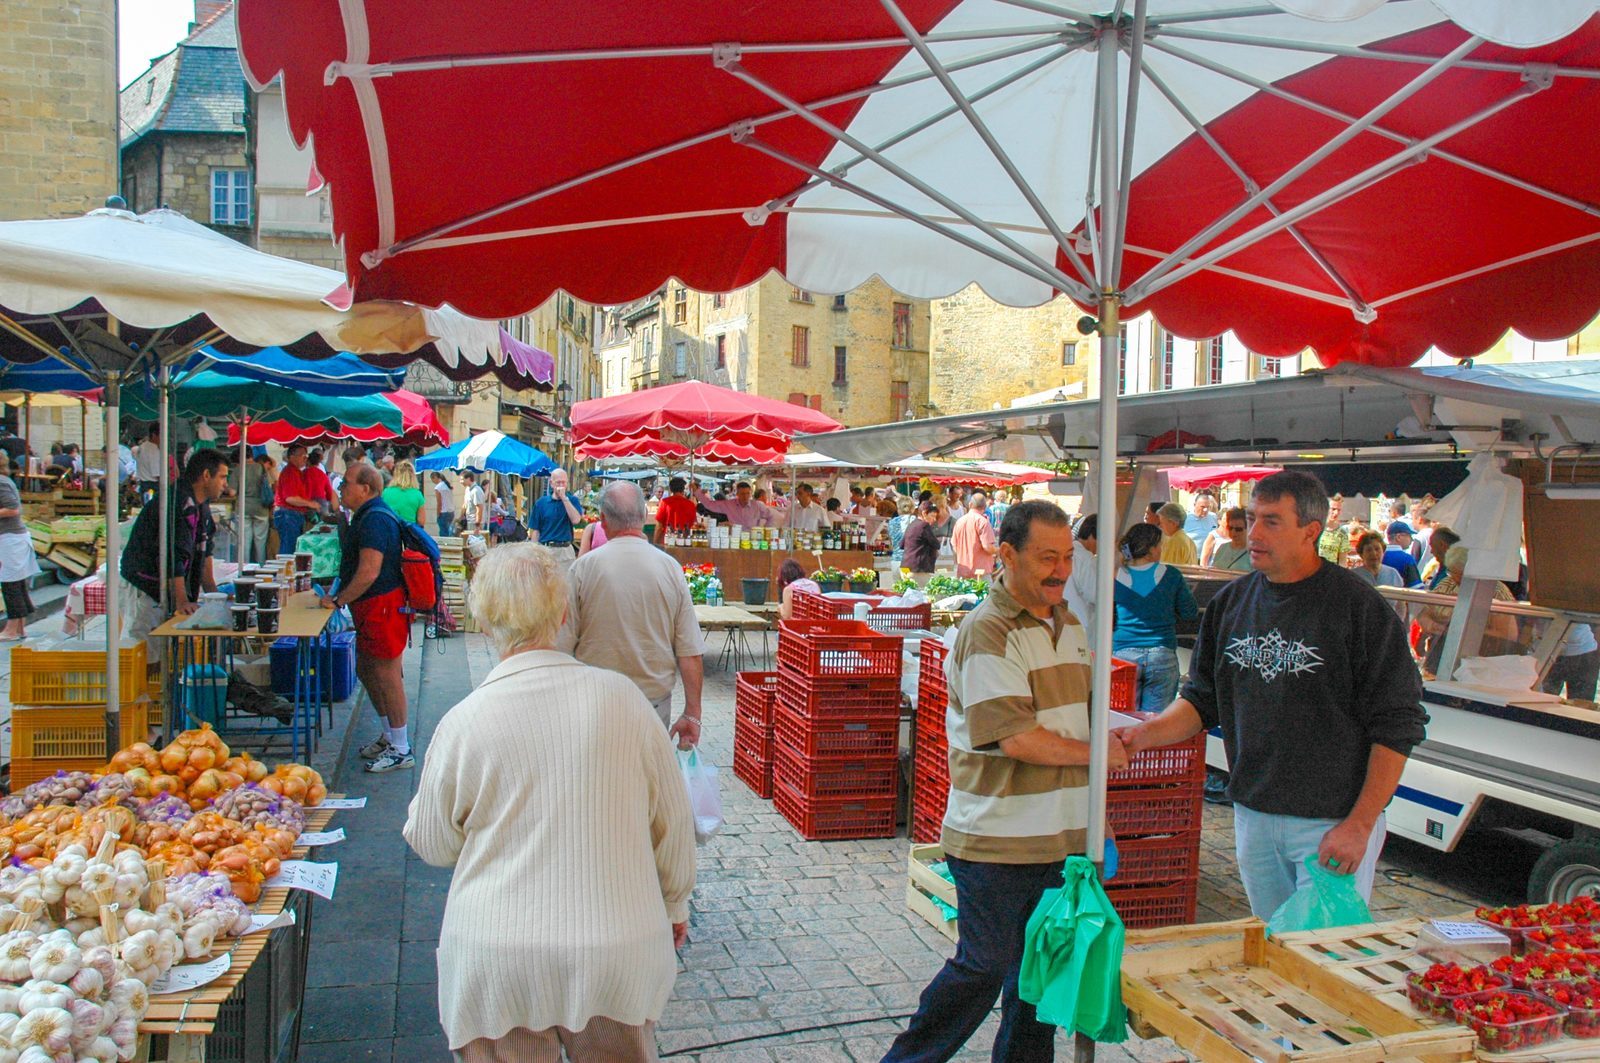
[1121, 919, 1475, 1063]
[906, 843, 958, 942]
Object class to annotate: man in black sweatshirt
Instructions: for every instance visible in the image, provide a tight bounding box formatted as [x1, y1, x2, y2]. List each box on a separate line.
[1116, 470, 1427, 919]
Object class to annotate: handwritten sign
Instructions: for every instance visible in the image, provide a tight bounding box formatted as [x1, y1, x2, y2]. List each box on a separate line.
[245, 909, 297, 935]
[1430, 919, 1508, 943]
[318, 797, 367, 809]
[297, 828, 345, 847]
[150, 954, 232, 995]
[265, 860, 339, 899]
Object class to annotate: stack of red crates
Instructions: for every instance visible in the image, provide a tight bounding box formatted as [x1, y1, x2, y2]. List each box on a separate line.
[1105, 657, 1206, 929]
[771, 620, 903, 841]
[911, 638, 950, 843]
[732, 671, 780, 799]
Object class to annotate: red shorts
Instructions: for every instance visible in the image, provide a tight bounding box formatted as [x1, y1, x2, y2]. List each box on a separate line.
[350, 587, 409, 660]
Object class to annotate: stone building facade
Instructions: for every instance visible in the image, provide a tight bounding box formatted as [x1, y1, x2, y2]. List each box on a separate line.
[0, 0, 117, 222]
[604, 274, 931, 429]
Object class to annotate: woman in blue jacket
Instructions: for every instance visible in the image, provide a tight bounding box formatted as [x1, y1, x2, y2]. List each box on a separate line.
[1113, 523, 1200, 714]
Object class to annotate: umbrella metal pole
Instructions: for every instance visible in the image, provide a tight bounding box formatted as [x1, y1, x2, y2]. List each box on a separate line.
[81, 399, 89, 512]
[103, 370, 122, 760]
[237, 412, 249, 563]
[21, 396, 29, 475]
[158, 364, 170, 617]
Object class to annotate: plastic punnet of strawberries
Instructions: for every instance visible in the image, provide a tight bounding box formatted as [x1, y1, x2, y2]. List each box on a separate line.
[1451, 990, 1567, 1052]
[1531, 977, 1600, 1038]
[1407, 963, 1509, 1022]
[1492, 950, 1600, 988]
[1478, 898, 1600, 950]
[1529, 929, 1600, 954]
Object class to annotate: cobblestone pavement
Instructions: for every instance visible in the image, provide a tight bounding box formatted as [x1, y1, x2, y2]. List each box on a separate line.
[300, 629, 1490, 1062]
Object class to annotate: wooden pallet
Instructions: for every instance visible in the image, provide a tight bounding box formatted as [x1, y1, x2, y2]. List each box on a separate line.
[1122, 919, 1475, 1063]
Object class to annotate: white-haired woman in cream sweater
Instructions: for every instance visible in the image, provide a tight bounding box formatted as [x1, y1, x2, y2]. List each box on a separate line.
[404, 542, 696, 1062]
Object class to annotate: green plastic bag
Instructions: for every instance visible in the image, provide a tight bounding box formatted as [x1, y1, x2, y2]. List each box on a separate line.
[1265, 857, 1373, 937]
[1018, 856, 1128, 1043]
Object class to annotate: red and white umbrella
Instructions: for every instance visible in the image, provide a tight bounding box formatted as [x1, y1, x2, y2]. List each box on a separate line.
[1165, 464, 1280, 493]
[569, 380, 841, 464]
[226, 389, 450, 448]
[237, 0, 1600, 906]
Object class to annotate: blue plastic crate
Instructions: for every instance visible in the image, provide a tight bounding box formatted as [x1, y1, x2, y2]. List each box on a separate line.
[270, 632, 357, 701]
[181, 664, 228, 726]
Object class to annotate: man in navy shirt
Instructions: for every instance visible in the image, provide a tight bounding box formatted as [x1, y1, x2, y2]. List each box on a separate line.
[323, 463, 413, 773]
[529, 467, 583, 575]
[1382, 521, 1423, 587]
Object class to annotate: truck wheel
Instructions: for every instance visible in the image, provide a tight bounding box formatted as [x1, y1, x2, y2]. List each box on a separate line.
[1528, 839, 1600, 903]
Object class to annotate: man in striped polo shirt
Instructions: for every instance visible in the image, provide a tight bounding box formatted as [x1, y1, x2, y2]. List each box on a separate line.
[885, 500, 1129, 1063]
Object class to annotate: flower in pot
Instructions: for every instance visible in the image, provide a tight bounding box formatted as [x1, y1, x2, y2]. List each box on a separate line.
[848, 566, 878, 593]
[812, 566, 846, 593]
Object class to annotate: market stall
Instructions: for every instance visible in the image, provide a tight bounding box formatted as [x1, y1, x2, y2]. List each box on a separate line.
[670, 543, 876, 604]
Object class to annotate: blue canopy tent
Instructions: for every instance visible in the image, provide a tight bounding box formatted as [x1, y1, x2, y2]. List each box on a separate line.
[180, 346, 404, 397]
[416, 430, 556, 479]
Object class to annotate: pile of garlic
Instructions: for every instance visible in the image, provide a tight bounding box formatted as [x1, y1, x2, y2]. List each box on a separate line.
[0, 836, 241, 1062]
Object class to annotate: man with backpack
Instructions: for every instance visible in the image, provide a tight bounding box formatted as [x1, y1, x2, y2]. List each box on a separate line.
[323, 462, 414, 773]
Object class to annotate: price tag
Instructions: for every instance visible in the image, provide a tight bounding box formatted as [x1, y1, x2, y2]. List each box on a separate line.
[297, 828, 346, 847]
[265, 860, 339, 899]
[245, 909, 297, 935]
[1430, 919, 1507, 942]
[317, 797, 366, 809]
[150, 954, 232, 995]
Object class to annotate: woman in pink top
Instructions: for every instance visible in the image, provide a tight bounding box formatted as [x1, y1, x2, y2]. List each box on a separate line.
[578, 517, 609, 556]
[777, 559, 820, 621]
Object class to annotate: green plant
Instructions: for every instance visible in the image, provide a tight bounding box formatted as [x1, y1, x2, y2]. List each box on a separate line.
[812, 566, 845, 582]
[848, 567, 877, 583]
[925, 574, 990, 600]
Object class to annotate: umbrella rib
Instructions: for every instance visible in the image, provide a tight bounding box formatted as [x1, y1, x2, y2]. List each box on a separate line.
[377, 34, 1064, 265]
[338, 0, 398, 264]
[722, 60, 1094, 302]
[1148, 38, 1600, 220]
[876, 0, 1097, 291]
[0, 310, 90, 368]
[1145, 5, 1295, 27]
[764, 39, 1087, 240]
[1119, 240, 1369, 309]
[1127, 34, 1484, 300]
[1368, 230, 1600, 311]
[1137, 59, 1372, 319]
[1130, 78, 1546, 304]
[1110, 0, 1151, 285]
[1156, 26, 1600, 80]
[994, 0, 1099, 30]
[332, 25, 1072, 78]
[738, 135, 1081, 299]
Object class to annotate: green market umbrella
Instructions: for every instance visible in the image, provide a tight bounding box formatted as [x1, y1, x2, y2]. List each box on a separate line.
[113, 370, 404, 434]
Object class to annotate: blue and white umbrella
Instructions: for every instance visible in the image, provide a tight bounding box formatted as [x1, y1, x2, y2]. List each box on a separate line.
[416, 430, 556, 479]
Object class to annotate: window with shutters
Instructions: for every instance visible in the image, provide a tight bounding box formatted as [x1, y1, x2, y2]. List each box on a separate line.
[788, 391, 807, 406]
[673, 287, 687, 324]
[891, 379, 910, 420]
[715, 334, 727, 369]
[1062, 341, 1076, 367]
[892, 302, 913, 348]
[713, 292, 726, 309]
[791, 325, 809, 367]
[833, 293, 847, 310]
[210, 169, 251, 226]
[791, 286, 813, 303]
[1257, 354, 1279, 378]
[833, 346, 848, 385]
[673, 341, 687, 377]
[1206, 338, 1224, 385]
[809, 394, 822, 411]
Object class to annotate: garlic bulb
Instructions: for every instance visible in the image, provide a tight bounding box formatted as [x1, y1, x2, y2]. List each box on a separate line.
[86, 1037, 120, 1063]
[34, 870, 64, 906]
[77, 865, 115, 897]
[118, 911, 157, 937]
[106, 1015, 138, 1057]
[15, 1047, 51, 1063]
[110, 875, 141, 911]
[29, 938, 81, 984]
[181, 921, 216, 960]
[17, 980, 71, 1014]
[66, 966, 102, 1002]
[51, 849, 87, 888]
[116, 931, 158, 975]
[110, 852, 143, 879]
[0, 984, 18, 1014]
[79, 947, 116, 988]
[108, 979, 147, 1017]
[0, 1013, 17, 1040]
[151, 932, 179, 972]
[0, 933, 38, 982]
[152, 905, 182, 936]
[12, 1006, 73, 1054]
[67, 998, 107, 1039]
[74, 928, 107, 951]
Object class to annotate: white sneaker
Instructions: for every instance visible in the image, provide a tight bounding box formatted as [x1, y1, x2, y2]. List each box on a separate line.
[359, 735, 391, 760]
[365, 748, 415, 774]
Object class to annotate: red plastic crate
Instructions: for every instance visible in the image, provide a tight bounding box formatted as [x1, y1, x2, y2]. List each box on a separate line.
[1104, 880, 1197, 930]
[777, 620, 902, 680]
[773, 746, 898, 801]
[772, 703, 899, 761]
[1107, 785, 1204, 838]
[1109, 732, 1206, 790]
[1109, 657, 1137, 713]
[1110, 831, 1201, 888]
[734, 671, 781, 727]
[776, 669, 902, 721]
[773, 779, 897, 841]
[732, 743, 773, 799]
[911, 809, 944, 844]
[793, 590, 934, 632]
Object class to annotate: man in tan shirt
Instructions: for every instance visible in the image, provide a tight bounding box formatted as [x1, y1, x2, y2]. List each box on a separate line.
[557, 481, 706, 747]
[950, 492, 997, 577]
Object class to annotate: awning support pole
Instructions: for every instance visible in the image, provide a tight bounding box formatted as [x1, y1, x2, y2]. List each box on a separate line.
[158, 364, 171, 618]
[103, 368, 122, 760]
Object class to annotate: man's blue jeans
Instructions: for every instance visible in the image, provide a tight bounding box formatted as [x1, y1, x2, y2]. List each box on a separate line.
[882, 856, 1063, 1063]
[1233, 803, 1387, 919]
[1116, 645, 1180, 715]
[273, 509, 305, 555]
[437, 514, 454, 539]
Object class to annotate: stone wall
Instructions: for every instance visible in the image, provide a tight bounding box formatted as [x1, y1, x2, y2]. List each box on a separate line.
[0, 0, 118, 220]
[132, 132, 251, 240]
[928, 285, 1092, 415]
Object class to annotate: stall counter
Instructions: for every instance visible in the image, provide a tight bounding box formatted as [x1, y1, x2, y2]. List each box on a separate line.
[665, 546, 876, 602]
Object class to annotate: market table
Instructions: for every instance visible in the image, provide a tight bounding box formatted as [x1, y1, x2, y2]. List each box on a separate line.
[150, 589, 332, 758]
[140, 801, 343, 1060]
[666, 545, 875, 603]
[695, 603, 771, 672]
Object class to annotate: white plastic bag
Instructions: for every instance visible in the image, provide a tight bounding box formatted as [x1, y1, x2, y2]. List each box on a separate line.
[678, 747, 724, 845]
[1452, 654, 1539, 692]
